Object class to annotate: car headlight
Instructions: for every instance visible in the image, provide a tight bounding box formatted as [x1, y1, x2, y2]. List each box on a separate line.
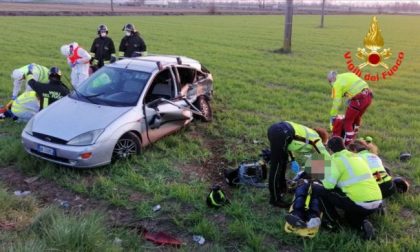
[23, 118, 34, 136]
[67, 129, 104, 146]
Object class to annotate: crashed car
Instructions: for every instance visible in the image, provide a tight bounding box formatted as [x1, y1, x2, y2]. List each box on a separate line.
[21, 55, 213, 168]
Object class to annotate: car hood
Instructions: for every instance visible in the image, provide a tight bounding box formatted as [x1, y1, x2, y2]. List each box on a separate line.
[32, 97, 132, 141]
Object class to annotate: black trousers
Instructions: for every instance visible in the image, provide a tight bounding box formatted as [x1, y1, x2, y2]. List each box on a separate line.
[291, 180, 321, 221]
[267, 122, 294, 203]
[311, 184, 377, 228]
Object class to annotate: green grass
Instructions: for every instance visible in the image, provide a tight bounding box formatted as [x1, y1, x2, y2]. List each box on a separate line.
[0, 15, 419, 250]
[0, 183, 130, 251]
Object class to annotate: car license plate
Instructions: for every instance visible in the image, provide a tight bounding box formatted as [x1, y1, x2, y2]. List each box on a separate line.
[38, 145, 56, 156]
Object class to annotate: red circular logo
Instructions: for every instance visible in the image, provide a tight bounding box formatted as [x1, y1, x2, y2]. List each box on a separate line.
[368, 53, 381, 65]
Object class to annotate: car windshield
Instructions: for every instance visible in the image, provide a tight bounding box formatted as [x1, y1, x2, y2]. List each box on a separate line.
[69, 67, 151, 107]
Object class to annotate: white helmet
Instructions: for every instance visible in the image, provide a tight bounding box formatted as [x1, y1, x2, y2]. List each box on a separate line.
[11, 69, 24, 80]
[60, 42, 78, 56]
[60, 44, 71, 56]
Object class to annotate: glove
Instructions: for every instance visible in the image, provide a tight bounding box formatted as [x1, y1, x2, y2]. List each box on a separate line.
[329, 116, 336, 131]
[291, 161, 300, 174]
[28, 64, 34, 73]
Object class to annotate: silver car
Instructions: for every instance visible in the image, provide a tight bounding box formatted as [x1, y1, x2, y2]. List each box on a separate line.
[21, 55, 213, 168]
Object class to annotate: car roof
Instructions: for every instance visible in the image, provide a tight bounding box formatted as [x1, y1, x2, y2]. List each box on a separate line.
[110, 55, 202, 73]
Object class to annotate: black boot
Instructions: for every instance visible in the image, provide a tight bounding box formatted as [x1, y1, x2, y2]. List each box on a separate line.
[285, 213, 307, 228]
[361, 219, 375, 240]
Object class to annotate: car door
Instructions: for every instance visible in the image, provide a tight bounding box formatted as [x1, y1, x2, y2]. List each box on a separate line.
[142, 67, 192, 143]
[175, 66, 212, 103]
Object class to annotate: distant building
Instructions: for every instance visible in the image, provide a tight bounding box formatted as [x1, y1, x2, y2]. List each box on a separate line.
[144, 0, 168, 6]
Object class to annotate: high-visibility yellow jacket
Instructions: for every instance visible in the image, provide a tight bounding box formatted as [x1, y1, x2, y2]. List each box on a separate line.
[12, 64, 49, 98]
[330, 73, 369, 116]
[358, 150, 392, 184]
[286, 121, 330, 160]
[323, 149, 382, 202]
[11, 91, 40, 115]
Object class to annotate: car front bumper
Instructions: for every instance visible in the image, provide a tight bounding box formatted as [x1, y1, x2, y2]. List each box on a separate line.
[21, 131, 114, 168]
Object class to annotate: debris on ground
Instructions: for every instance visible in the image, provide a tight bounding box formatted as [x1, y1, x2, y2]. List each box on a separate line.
[399, 152, 411, 162]
[192, 235, 206, 245]
[144, 230, 182, 247]
[253, 139, 263, 144]
[152, 204, 161, 212]
[0, 221, 16, 231]
[24, 176, 40, 184]
[113, 237, 123, 246]
[14, 190, 31, 196]
[59, 200, 70, 209]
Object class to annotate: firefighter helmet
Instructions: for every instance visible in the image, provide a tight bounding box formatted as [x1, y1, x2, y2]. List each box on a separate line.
[122, 23, 136, 32]
[97, 24, 108, 34]
[48, 67, 62, 80]
[206, 185, 229, 208]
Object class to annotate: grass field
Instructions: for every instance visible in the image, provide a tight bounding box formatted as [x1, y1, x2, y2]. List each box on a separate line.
[0, 15, 419, 251]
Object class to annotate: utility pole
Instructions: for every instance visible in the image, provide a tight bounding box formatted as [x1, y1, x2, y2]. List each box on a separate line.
[320, 0, 326, 28]
[282, 0, 294, 53]
[111, 0, 114, 12]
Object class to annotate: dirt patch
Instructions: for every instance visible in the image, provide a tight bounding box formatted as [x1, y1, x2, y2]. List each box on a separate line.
[0, 166, 125, 221]
[400, 207, 414, 219]
[0, 166, 190, 244]
[179, 129, 229, 189]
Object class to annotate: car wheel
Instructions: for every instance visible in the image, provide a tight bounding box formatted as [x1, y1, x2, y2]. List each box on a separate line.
[195, 96, 213, 122]
[112, 132, 141, 161]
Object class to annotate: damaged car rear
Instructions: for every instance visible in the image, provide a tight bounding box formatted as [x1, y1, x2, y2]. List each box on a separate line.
[22, 55, 213, 168]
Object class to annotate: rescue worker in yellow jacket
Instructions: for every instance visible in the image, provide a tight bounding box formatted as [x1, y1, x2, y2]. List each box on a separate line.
[327, 71, 373, 145]
[312, 136, 382, 240]
[267, 121, 330, 208]
[348, 139, 410, 198]
[10, 63, 49, 100]
[2, 91, 40, 122]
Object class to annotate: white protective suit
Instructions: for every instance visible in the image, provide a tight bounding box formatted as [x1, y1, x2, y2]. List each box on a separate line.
[61, 42, 91, 89]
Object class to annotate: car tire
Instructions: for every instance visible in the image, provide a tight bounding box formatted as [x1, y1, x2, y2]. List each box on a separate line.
[195, 95, 213, 122]
[112, 132, 141, 161]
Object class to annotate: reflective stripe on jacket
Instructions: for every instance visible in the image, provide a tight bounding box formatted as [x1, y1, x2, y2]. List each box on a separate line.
[323, 149, 382, 202]
[11, 91, 39, 115]
[358, 150, 392, 184]
[18, 64, 49, 83]
[286, 121, 330, 160]
[330, 73, 369, 116]
[13, 64, 49, 98]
